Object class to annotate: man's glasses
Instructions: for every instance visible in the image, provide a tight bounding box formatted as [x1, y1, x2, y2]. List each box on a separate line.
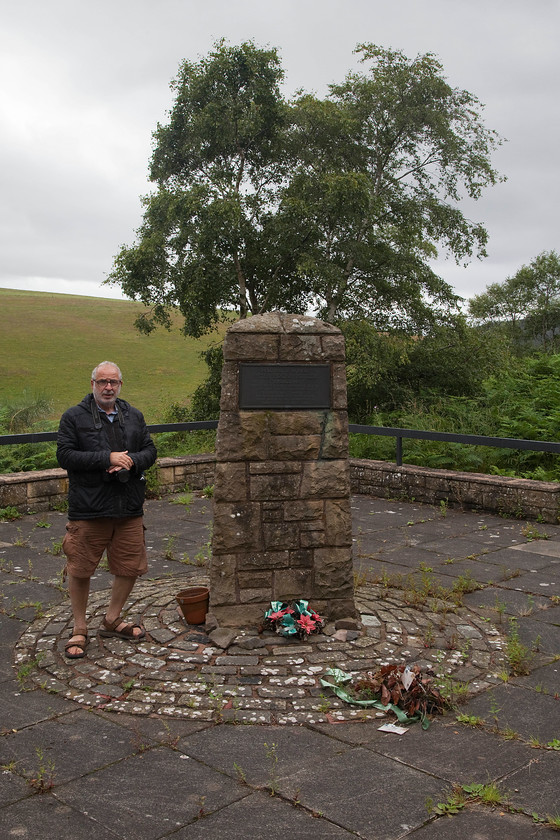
[93, 379, 122, 387]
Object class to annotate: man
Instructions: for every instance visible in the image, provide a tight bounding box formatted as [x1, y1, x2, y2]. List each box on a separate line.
[56, 361, 157, 658]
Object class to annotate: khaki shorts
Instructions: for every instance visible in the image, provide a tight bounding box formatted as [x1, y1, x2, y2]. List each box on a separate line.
[63, 517, 147, 579]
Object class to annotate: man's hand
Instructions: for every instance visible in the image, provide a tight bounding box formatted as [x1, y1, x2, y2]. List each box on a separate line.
[107, 451, 133, 473]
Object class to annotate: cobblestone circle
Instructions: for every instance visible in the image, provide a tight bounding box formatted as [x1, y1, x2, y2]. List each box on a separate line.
[14, 576, 508, 725]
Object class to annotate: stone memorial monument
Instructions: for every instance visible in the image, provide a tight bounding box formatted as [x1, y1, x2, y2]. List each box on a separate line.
[209, 312, 357, 627]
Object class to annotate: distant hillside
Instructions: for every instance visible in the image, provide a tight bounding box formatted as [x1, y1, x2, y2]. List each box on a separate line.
[0, 288, 225, 422]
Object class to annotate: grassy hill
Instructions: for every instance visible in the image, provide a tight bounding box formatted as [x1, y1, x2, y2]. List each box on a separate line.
[0, 288, 225, 422]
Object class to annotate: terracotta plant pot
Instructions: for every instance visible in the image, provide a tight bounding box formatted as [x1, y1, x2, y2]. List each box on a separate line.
[176, 586, 210, 625]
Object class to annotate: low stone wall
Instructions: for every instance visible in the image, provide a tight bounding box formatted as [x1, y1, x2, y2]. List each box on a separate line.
[0, 454, 216, 514]
[350, 459, 560, 523]
[1, 453, 559, 522]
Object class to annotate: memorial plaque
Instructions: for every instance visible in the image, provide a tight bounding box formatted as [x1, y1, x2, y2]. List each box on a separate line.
[239, 363, 331, 410]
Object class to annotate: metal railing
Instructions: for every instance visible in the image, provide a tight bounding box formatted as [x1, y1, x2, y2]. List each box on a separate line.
[347, 425, 560, 467]
[2, 420, 560, 468]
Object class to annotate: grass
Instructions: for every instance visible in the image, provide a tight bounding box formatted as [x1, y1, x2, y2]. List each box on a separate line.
[0, 288, 225, 422]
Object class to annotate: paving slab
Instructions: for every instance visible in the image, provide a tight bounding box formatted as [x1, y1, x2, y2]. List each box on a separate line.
[463, 586, 550, 617]
[505, 750, 560, 818]
[462, 683, 560, 743]
[416, 536, 520, 560]
[55, 746, 248, 840]
[436, 557, 519, 584]
[312, 717, 533, 785]
[409, 804, 546, 838]
[273, 746, 446, 840]
[0, 645, 16, 682]
[512, 615, 560, 654]
[170, 788, 358, 839]
[510, 540, 560, 559]
[0, 763, 28, 807]
[530, 603, 560, 625]
[498, 570, 560, 596]
[93, 710, 214, 747]
[0, 681, 75, 730]
[512, 659, 560, 695]
[1, 709, 142, 784]
[479, 545, 560, 571]
[0, 794, 122, 839]
[0, 613, 24, 648]
[177, 722, 354, 785]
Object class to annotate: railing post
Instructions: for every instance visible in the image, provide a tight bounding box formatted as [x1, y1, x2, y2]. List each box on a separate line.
[396, 436, 403, 466]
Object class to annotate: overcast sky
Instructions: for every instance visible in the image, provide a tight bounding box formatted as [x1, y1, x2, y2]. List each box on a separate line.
[1, 0, 558, 305]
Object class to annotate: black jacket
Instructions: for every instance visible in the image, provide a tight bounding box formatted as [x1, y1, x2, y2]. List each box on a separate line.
[56, 394, 157, 520]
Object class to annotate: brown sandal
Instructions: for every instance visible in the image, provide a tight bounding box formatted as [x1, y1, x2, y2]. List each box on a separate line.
[99, 616, 145, 642]
[65, 629, 89, 659]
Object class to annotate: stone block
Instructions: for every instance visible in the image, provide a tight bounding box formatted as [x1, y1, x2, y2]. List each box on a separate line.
[289, 549, 314, 567]
[238, 571, 273, 588]
[314, 547, 355, 598]
[211, 604, 265, 627]
[224, 332, 280, 360]
[27, 477, 64, 500]
[320, 411, 349, 459]
[239, 588, 273, 604]
[262, 504, 283, 522]
[214, 462, 248, 502]
[237, 550, 290, 570]
[0, 481, 28, 507]
[300, 460, 350, 499]
[250, 472, 301, 500]
[208, 555, 238, 605]
[327, 597, 359, 620]
[278, 333, 324, 360]
[300, 530, 326, 548]
[321, 333, 346, 360]
[219, 361, 239, 410]
[284, 499, 323, 520]
[324, 498, 353, 546]
[263, 522, 300, 550]
[212, 503, 262, 552]
[268, 412, 323, 435]
[332, 363, 348, 409]
[215, 412, 268, 461]
[274, 568, 314, 600]
[157, 466, 175, 486]
[250, 461, 301, 474]
[268, 435, 321, 461]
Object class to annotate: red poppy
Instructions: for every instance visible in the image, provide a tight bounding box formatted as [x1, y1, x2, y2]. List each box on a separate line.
[297, 614, 317, 634]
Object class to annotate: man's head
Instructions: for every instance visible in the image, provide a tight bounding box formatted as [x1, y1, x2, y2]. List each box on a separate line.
[91, 361, 122, 411]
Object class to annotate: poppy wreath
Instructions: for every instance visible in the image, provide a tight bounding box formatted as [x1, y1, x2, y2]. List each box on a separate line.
[263, 600, 324, 639]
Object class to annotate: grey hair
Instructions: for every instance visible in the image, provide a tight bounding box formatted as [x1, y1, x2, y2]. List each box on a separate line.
[91, 361, 123, 381]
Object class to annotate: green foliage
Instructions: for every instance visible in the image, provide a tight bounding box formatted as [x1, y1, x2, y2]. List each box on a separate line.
[109, 40, 502, 337]
[469, 250, 560, 353]
[0, 506, 21, 521]
[109, 40, 303, 336]
[348, 349, 560, 481]
[343, 317, 509, 419]
[0, 392, 58, 473]
[288, 44, 502, 327]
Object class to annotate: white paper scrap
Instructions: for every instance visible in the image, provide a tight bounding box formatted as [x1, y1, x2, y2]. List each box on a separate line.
[401, 667, 414, 691]
[378, 723, 409, 735]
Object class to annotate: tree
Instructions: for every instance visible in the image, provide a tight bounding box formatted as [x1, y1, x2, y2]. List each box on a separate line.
[468, 251, 560, 352]
[109, 40, 304, 338]
[284, 45, 503, 331]
[108, 41, 503, 338]
[342, 316, 510, 419]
